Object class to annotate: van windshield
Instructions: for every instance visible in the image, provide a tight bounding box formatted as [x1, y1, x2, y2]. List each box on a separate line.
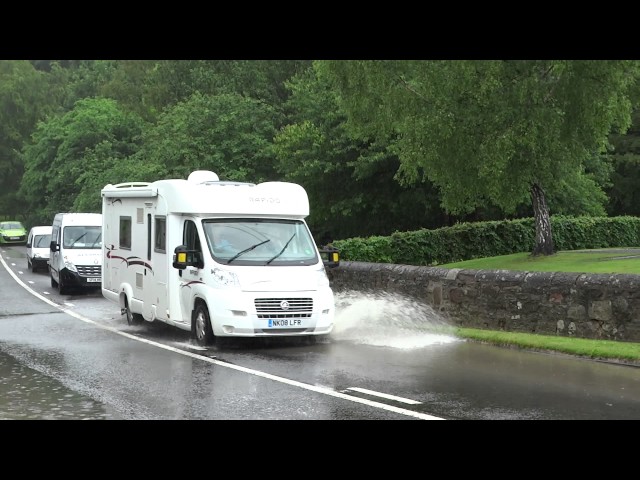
[34, 234, 52, 248]
[63, 226, 102, 249]
[202, 219, 319, 266]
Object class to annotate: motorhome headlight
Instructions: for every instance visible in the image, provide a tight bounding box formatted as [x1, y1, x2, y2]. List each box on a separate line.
[316, 266, 330, 287]
[211, 267, 240, 288]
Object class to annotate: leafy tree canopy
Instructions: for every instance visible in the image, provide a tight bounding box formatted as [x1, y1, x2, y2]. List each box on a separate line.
[0, 61, 55, 195]
[273, 64, 443, 240]
[20, 97, 147, 223]
[138, 91, 283, 182]
[318, 60, 640, 217]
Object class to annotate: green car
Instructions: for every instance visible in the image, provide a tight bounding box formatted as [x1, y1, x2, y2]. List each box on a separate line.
[0, 220, 28, 245]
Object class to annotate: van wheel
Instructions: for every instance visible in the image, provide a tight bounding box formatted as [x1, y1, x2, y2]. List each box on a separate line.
[193, 303, 215, 346]
[124, 297, 142, 325]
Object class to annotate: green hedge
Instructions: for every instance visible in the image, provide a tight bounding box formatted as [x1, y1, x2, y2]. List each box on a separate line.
[332, 215, 640, 266]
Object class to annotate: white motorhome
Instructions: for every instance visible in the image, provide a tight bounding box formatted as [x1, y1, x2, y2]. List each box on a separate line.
[101, 170, 339, 346]
[49, 213, 103, 294]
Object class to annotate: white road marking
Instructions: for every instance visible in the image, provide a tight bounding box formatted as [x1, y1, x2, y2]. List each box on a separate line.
[344, 387, 422, 405]
[0, 252, 445, 420]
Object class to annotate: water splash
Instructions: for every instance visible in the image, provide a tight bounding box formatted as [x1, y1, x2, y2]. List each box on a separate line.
[331, 290, 460, 349]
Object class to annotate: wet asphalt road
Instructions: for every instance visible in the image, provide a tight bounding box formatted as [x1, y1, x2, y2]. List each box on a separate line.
[1, 244, 639, 420]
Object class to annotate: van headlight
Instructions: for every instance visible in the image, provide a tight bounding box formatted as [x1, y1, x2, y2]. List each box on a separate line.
[64, 260, 78, 273]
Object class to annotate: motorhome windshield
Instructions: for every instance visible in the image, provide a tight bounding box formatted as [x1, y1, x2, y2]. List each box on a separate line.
[63, 226, 102, 249]
[202, 219, 319, 266]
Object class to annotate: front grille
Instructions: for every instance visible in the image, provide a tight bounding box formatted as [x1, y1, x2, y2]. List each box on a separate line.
[259, 312, 312, 319]
[255, 297, 313, 317]
[77, 265, 101, 277]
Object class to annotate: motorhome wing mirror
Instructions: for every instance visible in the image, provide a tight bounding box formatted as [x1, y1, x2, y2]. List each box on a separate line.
[173, 246, 204, 269]
[173, 245, 189, 270]
[50, 241, 59, 252]
[319, 246, 340, 268]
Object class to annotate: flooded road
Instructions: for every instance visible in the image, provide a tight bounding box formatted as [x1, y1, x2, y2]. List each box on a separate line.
[1, 244, 639, 420]
[0, 349, 123, 419]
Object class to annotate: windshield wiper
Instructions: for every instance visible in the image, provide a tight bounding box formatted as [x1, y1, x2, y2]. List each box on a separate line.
[91, 234, 102, 248]
[70, 233, 87, 247]
[266, 234, 296, 265]
[227, 239, 270, 264]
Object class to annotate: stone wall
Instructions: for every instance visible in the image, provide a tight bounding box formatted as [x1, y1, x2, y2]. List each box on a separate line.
[326, 261, 640, 342]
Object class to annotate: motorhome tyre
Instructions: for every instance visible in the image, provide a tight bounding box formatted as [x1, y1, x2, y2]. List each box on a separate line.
[124, 297, 142, 325]
[193, 302, 215, 346]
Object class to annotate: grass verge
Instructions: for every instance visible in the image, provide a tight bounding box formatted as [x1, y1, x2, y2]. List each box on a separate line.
[454, 328, 640, 365]
[440, 248, 640, 365]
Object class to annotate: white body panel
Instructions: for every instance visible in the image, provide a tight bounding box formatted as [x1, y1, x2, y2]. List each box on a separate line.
[101, 171, 335, 339]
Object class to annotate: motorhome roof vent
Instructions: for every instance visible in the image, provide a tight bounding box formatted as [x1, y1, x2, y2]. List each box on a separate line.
[188, 170, 219, 184]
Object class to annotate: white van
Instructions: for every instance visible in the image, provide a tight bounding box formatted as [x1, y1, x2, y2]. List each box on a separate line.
[101, 170, 338, 346]
[49, 213, 102, 294]
[26, 225, 53, 272]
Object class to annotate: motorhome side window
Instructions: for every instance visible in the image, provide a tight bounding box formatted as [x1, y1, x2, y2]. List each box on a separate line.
[119, 216, 132, 250]
[183, 220, 201, 251]
[154, 216, 166, 253]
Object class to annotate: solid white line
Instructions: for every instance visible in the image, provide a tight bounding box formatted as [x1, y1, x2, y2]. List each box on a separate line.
[0, 252, 445, 420]
[345, 387, 422, 405]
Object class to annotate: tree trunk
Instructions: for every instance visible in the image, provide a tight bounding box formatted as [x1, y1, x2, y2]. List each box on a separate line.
[530, 182, 555, 256]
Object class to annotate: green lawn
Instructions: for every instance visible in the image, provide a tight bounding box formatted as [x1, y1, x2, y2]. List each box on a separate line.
[441, 249, 640, 275]
[439, 248, 640, 365]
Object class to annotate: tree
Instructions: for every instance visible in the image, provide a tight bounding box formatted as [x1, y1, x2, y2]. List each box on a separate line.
[46, 60, 119, 112]
[319, 60, 640, 256]
[145, 60, 311, 109]
[138, 92, 282, 182]
[20, 97, 147, 223]
[606, 109, 640, 216]
[0, 61, 57, 218]
[272, 65, 444, 240]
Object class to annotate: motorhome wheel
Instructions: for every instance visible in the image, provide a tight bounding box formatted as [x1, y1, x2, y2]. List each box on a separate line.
[194, 303, 215, 346]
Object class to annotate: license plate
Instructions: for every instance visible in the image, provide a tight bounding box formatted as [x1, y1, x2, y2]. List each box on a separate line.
[267, 318, 305, 328]
[10, 237, 19, 240]
[86, 277, 101, 283]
